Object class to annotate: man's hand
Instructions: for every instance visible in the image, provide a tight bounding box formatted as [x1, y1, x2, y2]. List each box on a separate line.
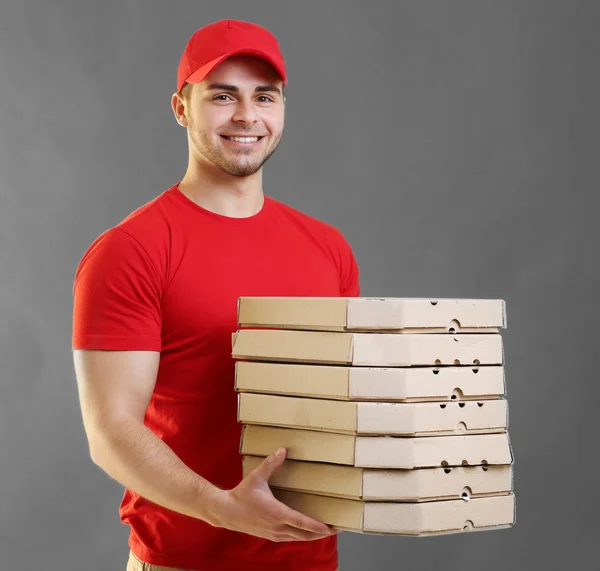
[207, 447, 338, 542]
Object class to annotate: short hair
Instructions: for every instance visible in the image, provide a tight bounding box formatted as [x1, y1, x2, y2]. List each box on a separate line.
[180, 82, 194, 102]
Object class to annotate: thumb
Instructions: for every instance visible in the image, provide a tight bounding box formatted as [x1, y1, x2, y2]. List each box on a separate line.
[253, 447, 286, 481]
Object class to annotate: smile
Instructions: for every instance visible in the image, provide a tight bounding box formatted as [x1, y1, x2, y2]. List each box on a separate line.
[220, 135, 264, 144]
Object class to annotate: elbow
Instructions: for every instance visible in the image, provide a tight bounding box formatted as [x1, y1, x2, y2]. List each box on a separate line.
[82, 413, 141, 468]
[84, 417, 123, 468]
[86, 426, 109, 468]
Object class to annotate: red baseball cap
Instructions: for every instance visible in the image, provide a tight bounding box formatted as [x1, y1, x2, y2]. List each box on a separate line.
[177, 19, 287, 93]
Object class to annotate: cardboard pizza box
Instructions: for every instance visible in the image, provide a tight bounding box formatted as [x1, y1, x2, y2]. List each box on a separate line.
[240, 425, 513, 468]
[235, 361, 506, 401]
[242, 455, 513, 502]
[237, 297, 506, 333]
[237, 393, 508, 436]
[232, 330, 503, 367]
[272, 490, 516, 535]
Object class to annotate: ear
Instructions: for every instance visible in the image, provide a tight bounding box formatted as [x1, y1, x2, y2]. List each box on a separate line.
[171, 92, 188, 127]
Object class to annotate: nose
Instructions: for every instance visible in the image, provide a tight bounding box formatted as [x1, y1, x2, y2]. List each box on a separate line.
[231, 98, 258, 125]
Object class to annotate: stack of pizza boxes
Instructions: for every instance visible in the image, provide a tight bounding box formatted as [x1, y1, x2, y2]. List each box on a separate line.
[231, 297, 515, 536]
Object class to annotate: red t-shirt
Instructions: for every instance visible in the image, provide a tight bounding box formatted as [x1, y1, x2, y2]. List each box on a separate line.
[72, 184, 360, 571]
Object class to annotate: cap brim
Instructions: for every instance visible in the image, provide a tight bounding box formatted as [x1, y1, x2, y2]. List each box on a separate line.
[181, 48, 286, 91]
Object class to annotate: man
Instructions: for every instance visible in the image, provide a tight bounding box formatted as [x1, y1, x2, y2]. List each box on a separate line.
[72, 19, 360, 571]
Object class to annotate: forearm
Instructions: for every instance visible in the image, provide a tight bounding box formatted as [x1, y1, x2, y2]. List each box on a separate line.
[88, 416, 224, 524]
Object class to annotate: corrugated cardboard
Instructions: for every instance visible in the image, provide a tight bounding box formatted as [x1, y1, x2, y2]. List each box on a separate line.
[243, 455, 513, 501]
[232, 330, 503, 367]
[237, 297, 506, 333]
[240, 425, 513, 468]
[238, 393, 508, 436]
[235, 360, 506, 401]
[272, 490, 516, 535]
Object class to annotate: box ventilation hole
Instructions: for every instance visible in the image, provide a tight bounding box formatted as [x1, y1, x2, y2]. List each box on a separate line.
[461, 487, 472, 500]
[441, 460, 449, 467]
[472, 368, 479, 374]
[447, 319, 461, 333]
[430, 300, 438, 305]
[439, 404, 447, 409]
[477, 402, 484, 407]
[463, 520, 474, 532]
[454, 359, 461, 365]
[457, 421, 467, 431]
[461, 460, 470, 466]
[444, 467, 452, 474]
[473, 359, 480, 365]
[482, 465, 489, 471]
[451, 388, 463, 400]
[432, 368, 440, 375]
[453, 336, 460, 342]
[435, 359, 441, 365]
[458, 402, 466, 408]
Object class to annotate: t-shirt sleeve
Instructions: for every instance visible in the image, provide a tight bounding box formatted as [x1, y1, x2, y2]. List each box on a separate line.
[337, 231, 361, 297]
[72, 227, 163, 351]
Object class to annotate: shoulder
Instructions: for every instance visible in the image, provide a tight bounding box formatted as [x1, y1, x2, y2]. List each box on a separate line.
[75, 187, 178, 287]
[268, 196, 360, 295]
[116, 188, 174, 245]
[268, 196, 349, 244]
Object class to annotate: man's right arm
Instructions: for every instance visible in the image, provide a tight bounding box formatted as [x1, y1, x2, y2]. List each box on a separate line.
[73, 348, 219, 519]
[73, 348, 336, 542]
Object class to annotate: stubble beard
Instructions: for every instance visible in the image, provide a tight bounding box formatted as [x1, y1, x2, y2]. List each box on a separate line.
[190, 125, 283, 178]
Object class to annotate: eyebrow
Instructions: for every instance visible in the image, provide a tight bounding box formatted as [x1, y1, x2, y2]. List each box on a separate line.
[205, 83, 282, 95]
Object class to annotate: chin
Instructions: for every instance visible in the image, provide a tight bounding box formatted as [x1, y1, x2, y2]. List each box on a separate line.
[217, 163, 263, 177]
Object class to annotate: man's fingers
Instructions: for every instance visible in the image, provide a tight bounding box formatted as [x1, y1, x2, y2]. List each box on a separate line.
[278, 524, 336, 542]
[252, 447, 287, 481]
[281, 506, 334, 535]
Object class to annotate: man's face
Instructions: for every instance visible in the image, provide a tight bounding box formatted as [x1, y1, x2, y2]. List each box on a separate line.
[183, 56, 285, 178]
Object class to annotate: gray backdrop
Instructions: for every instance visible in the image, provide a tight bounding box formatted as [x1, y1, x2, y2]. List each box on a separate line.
[1, 0, 596, 569]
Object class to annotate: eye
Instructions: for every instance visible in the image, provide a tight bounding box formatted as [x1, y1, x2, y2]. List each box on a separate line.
[257, 95, 274, 103]
[214, 94, 233, 101]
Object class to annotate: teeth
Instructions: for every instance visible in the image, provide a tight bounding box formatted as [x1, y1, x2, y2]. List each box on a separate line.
[225, 136, 260, 143]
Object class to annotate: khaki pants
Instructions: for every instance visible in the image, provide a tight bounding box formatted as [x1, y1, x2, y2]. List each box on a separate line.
[127, 550, 187, 570]
[127, 551, 186, 571]
[127, 550, 338, 570]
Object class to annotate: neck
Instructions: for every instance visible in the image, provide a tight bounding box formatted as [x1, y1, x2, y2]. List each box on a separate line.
[178, 161, 265, 218]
